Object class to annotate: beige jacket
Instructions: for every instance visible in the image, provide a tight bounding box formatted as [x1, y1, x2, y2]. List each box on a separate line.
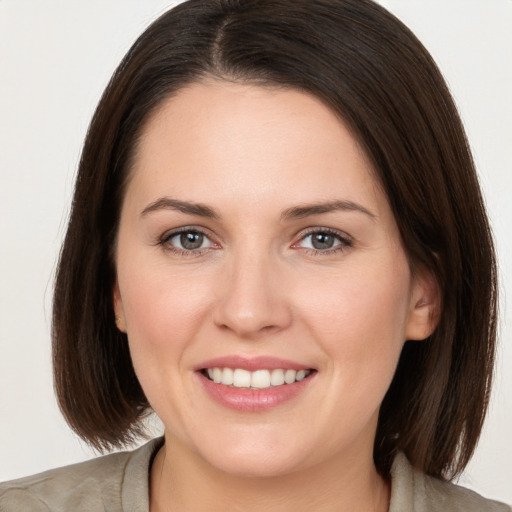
[1, 438, 510, 511]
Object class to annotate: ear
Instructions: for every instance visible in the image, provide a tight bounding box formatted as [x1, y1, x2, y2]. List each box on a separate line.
[405, 268, 440, 341]
[113, 280, 127, 333]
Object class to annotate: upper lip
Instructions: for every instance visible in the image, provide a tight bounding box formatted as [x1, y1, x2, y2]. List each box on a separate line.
[195, 355, 314, 372]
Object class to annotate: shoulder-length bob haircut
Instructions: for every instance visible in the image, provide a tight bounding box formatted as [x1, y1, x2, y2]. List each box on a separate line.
[53, 0, 497, 480]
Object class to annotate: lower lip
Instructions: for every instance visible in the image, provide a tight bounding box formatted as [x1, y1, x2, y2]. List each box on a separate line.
[197, 371, 316, 412]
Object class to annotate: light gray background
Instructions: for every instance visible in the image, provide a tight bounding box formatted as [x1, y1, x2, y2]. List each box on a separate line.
[1, 0, 511, 503]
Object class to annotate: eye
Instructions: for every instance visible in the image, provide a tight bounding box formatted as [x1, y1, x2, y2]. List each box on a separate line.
[294, 229, 351, 253]
[162, 229, 214, 253]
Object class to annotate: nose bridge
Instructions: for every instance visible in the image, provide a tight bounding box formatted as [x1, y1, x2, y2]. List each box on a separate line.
[213, 241, 291, 337]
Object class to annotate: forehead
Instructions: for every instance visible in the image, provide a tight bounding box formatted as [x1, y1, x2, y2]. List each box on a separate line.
[126, 80, 386, 217]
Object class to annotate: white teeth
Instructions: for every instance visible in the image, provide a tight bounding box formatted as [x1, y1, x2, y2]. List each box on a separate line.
[233, 369, 251, 388]
[270, 369, 285, 386]
[221, 367, 234, 386]
[205, 367, 312, 388]
[251, 370, 271, 389]
[296, 369, 307, 381]
[284, 369, 296, 384]
[213, 367, 222, 384]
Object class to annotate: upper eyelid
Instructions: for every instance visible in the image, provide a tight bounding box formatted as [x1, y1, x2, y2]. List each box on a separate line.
[295, 226, 352, 242]
[161, 225, 214, 241]
[290, 228, 353, 255]
[159, 227, 217, 256]
[158, 225, 352, 248]
[157, 227, 218, 254]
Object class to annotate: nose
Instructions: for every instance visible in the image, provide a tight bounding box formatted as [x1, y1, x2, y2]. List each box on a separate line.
[212, 250, 293, 339]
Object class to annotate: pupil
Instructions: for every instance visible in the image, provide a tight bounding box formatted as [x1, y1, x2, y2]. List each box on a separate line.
[180, 232, 203, 250]
[312, 233, 334, 250]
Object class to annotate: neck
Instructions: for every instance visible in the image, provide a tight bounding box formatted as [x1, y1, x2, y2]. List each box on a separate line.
[150, 434, 390, 512]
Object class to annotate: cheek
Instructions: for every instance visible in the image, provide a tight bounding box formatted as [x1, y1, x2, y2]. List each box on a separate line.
[117, 261, 219, 427]
[294, 255, 412, 440]
[295, 252, 411, 377]
[116, 253, 216, 372]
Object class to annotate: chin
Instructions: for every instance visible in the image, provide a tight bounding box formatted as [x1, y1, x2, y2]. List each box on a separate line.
[206, 451, 304, 479]
[188, 430, 311, 478]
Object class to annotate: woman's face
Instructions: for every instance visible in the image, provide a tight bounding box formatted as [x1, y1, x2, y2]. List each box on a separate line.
[114, 81, 433, 477]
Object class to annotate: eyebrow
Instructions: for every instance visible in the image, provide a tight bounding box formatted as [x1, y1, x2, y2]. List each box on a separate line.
[140, 197, 376, 221]
[281, 200, 377, 221]
[140, 198, 219, 219]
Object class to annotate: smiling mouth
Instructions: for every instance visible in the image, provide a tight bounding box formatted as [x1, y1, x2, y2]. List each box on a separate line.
[201, 367, 316, 389]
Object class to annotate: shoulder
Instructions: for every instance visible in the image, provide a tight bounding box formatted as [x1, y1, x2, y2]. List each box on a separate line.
[390, 452, 511, 512]
[0, 437, 163, 512]
[422, 476, 511, 512]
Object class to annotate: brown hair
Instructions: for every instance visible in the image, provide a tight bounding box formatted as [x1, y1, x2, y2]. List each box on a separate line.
[53, 0, 497, 480]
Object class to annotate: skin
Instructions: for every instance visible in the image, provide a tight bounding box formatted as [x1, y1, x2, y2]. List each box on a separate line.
[113, 81, 438, 511]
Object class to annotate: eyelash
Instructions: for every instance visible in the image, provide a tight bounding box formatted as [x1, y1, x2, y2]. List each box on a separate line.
[293, 228, 353, 256]
[158, 227, 352, 257]
[159, 227, 216, 257]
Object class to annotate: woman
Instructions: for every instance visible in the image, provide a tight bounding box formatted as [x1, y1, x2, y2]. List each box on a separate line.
[1, 0, 509, 510]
